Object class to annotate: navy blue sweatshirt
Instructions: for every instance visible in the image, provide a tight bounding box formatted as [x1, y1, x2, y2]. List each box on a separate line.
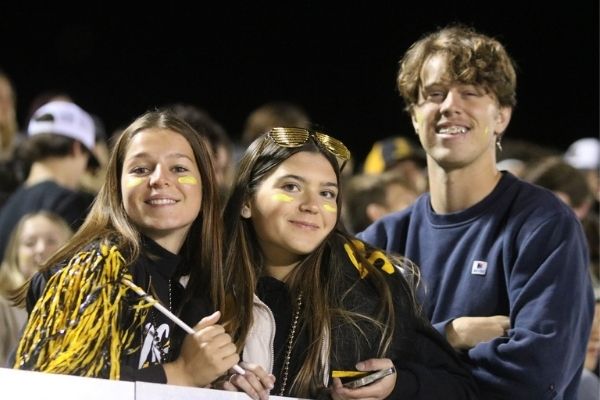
[358, 172, 594, 399]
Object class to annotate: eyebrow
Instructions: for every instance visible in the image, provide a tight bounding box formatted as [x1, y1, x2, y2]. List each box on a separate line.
[278, 174, 338, 188]
[423, 81, 483, 89]
[421, 82, 448, 91]
[126, 152, 194, 162]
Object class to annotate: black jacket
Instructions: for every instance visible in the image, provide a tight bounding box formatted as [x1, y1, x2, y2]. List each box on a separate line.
[18, 236, 212, 383]
[249, 237, 479, 399]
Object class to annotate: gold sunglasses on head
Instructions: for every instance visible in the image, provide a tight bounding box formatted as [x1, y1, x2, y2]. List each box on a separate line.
[267, 127, 351, 167]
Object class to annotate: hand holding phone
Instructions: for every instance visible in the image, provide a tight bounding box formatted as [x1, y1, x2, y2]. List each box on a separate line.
[342, 367, 396, 389]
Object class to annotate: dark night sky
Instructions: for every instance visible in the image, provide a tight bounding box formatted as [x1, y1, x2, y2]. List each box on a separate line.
[3, 4, 598, 165]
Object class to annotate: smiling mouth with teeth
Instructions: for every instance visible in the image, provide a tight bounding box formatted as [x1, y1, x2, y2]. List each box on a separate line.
[438, 127, 468, 135]
[147, 199, 177, 205]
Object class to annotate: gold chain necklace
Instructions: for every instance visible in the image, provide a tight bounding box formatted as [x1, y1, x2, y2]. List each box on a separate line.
[278, 291, 303, 396]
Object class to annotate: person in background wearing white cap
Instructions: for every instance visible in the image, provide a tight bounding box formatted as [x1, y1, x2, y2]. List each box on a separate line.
[564, 137, 600, 214]
[358, 25, 594, 399]
[0, 100, 97, 261]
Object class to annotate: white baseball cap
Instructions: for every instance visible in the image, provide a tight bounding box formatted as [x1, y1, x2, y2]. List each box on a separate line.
[27, 100, 95, 150]
[27, 100, 98, 167]
[564, 137, 600, 170]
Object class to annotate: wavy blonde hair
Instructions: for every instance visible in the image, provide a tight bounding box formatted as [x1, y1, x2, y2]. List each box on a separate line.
[0, 211, 72, 297]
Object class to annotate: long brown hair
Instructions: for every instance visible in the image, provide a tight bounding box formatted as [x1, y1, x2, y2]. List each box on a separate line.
[222, 130, 416, 397]
[15, 110, 225, 312]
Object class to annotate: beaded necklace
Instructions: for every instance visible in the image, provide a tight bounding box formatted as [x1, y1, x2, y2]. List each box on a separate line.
[278, 291, 303, 396]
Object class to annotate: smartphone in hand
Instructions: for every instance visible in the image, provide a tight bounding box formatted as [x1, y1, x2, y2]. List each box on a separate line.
[342, 367, 396, 389]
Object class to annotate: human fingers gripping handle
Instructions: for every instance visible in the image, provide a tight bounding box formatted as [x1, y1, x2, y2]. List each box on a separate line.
[192, 311, 245, 375]
[193, 310, 222, 331]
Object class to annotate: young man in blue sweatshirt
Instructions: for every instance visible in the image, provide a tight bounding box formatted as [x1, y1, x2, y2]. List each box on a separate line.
[358, 25, 594, 399]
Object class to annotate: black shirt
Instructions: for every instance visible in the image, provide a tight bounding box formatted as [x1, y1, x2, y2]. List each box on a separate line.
[21, 236, 213, 384]
[0, 181, 94, 260]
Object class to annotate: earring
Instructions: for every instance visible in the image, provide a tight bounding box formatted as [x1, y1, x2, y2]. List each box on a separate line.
[241, 206, 251, 219]
[496, 138, 503, 152]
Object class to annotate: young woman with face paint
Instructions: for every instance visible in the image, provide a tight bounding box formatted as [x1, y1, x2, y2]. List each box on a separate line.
[12, 110, 239, 387]
[217, 128, 478, 400]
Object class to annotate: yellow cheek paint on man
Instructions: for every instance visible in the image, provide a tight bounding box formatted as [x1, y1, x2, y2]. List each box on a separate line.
[178, 176, 198, 185]
[323, 203, 337, 213]
[272, 193, 294, 202]
[126, 177, 145, 187]
[414, 111, 425, 134]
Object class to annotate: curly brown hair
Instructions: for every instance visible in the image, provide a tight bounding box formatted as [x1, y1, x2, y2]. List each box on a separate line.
[397, 24, 517, 111]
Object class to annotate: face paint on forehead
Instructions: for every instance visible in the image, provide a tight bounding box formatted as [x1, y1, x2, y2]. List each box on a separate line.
[126, 177, 145, 188]
[272, 193, 294, 202]
[178, 176, 198, 185]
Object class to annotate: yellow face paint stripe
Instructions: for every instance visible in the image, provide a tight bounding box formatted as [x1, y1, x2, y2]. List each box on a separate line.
[272, 193, 294, 202]
[126, 177, 145, 187]
[323, 203, 337, 213]
[415, 111, 424, 133]
[178, 176, 198, 185]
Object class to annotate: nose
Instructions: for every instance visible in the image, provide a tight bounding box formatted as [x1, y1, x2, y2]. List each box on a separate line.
[439, 89, 462, 116]
[298, 191, 319, 214]
[149, 165, 170, 187]
[32, 240, 50, 265]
